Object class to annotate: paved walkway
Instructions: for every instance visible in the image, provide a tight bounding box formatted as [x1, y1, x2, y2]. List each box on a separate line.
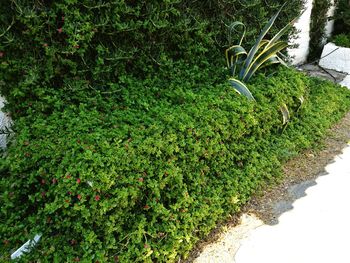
[194, 142, 350, 263]
[234, 144, 350, 263]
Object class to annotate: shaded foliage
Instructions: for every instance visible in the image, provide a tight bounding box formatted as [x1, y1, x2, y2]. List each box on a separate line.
[308, 0, 332, 60]
[0, 0, 303, 118]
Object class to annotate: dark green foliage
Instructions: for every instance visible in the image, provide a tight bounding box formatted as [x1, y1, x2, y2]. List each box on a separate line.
[2, 1, 346, 262]
[1, 67, 350, 262]
[308, 0, 332, 60]
[0, 0, 304, 118]
[333, 0, 350, 35]
[331, 0, 350, 47]
[332, 33, 350, 47]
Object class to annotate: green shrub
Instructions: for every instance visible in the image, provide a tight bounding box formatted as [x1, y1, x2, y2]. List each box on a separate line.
[333, 0, 350, 35]
[332, 33, 350, 47]
[0, 1, 304, 118]
[1, 67, 350, 262]
[308, 0, 332, 60]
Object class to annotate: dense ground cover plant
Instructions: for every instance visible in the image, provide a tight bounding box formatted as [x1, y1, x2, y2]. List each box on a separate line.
[2, 1, 348, 262]
[1, 67, 350, 262]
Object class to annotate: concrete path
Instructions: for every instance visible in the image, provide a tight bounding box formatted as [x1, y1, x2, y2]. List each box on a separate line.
[234, 144, 350, 263]
[194, 142, 350, 263]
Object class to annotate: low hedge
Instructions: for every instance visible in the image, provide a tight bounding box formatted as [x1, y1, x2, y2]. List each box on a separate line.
[332, 33, 350, 48]
[0, 0, 304, 118]
[1, 67, 350, 262]
[308, 0, 332, 60]
[333, 0, 350, 35]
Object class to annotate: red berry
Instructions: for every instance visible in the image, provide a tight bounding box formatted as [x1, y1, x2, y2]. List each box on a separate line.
[144, 205, 150, 209]
[65, 199, 70, 203]
[94, 195, 100, 201]
[77, 178, 81, 184]
[77, 194, 82, 200]
[66, 175, 71, 179]
[52, 178, 57, 184]
[57, 28, 63, 33]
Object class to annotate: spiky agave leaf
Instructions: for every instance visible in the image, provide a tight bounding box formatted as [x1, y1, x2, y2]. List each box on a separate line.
[258, 55, 281, 69]
[225, 45, 247, 76]
[239, 3, 286, 79]
[264, 16, 299, 51]
[280, 103, 290, 125]
[242, 41, 289, 82]
[227, 21, 246, 46]
[228, 78, 255, 101]
[226, 22, 247, 76]
[296, 95, 305, 112]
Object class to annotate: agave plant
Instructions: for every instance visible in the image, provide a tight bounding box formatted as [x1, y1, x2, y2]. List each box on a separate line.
[226, 3, 297, 101]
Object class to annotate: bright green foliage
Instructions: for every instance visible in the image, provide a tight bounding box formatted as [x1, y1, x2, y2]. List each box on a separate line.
[332, 33, 350, 48]
[1, 67, 350, 262]
[225, 5, 296, 101]
[1, 1, 342, 262]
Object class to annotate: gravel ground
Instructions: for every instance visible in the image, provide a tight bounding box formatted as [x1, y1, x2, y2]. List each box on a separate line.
[185, 110, 350, 263]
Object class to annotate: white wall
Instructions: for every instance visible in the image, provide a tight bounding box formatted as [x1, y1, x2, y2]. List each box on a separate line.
[324, 0, 336, 39]
[0, 96, 11, 149]
[289, 0, 337, 65]
[288, 0, 314, 65]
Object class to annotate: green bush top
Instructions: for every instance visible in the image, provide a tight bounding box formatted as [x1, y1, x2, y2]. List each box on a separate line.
[1, 67, 350, 262]
[2, 1, 348, 262]
[332, 33, 350, 48]
[0, 0, 303, 117]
